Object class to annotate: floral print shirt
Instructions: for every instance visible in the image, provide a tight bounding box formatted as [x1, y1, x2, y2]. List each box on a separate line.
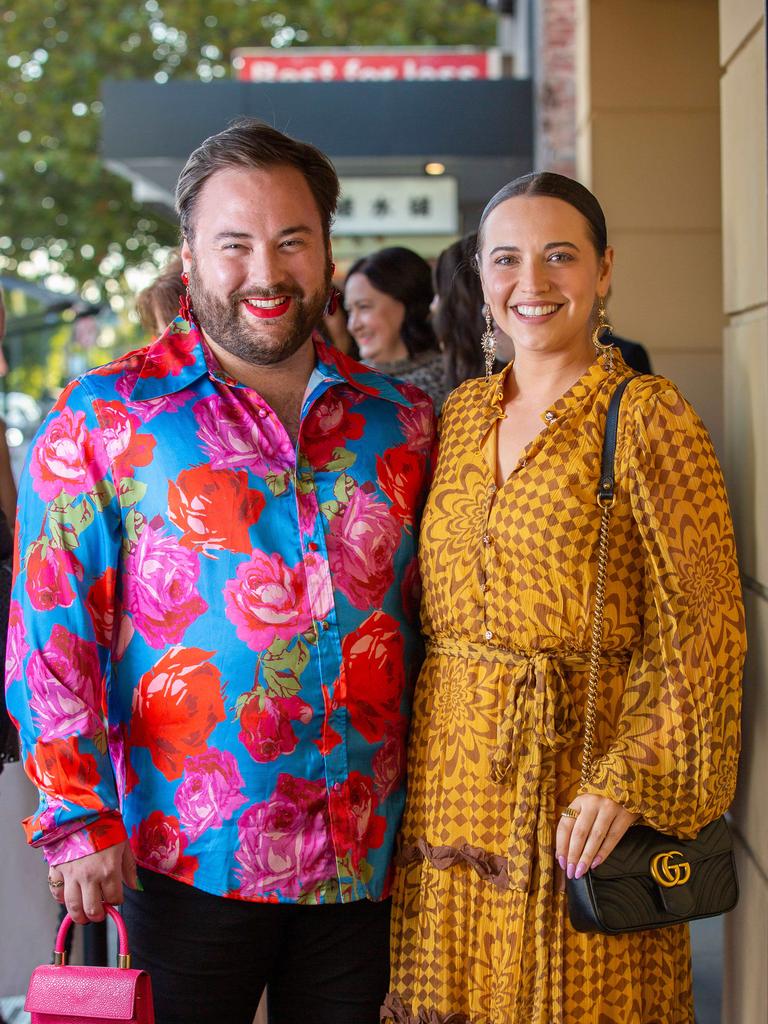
[6, 321, 436, 904]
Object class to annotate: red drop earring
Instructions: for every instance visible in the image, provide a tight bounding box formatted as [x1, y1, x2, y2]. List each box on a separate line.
[179, 271, 193, 321]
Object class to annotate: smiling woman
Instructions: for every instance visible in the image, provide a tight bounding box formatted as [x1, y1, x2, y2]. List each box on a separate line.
[384, 172, 746, 1024]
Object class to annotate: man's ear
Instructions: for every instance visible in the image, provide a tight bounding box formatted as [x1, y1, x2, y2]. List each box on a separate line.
[180, 237, 193, 271]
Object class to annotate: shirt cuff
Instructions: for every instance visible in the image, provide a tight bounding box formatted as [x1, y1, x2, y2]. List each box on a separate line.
[42, 812, 128, 867]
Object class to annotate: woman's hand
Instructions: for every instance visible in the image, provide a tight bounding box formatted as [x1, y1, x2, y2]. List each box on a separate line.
[556, 794, 639, 880]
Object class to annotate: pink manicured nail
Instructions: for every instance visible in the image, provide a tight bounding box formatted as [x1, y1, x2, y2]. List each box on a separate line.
[566, 862, 576, 880]
[574, 862, 587, 880]
[590, 856, 602, 869]
[557, 855, 566, 871]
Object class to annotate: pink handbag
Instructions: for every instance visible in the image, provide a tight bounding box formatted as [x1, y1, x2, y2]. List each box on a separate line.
[25, 904, 154, 1024]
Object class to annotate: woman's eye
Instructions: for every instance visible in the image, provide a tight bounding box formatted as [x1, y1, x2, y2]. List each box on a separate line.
[548, 252, 574, 263]
[494, 255, 515, 266]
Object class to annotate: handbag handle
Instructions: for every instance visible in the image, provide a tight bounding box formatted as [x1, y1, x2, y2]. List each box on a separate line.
[53, 903, 132, 969]
[580, 375, 636, 789]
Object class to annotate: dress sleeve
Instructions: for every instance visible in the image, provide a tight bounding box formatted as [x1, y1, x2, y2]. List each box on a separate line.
[4, 378, 127, 864]
[582, 383, 746, 837]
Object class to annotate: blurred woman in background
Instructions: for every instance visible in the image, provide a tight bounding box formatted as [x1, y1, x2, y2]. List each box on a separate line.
[344, 247, 449, 411]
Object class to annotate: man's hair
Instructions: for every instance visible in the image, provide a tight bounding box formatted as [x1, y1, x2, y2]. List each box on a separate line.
[135, 252, 185, 333]
[175, 119, 340, 243]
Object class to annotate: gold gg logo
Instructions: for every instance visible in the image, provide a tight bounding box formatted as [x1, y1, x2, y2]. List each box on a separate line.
[650, 850, 691, 888]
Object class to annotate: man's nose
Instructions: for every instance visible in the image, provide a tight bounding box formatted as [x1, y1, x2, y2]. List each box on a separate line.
[246, 246, 285, 290]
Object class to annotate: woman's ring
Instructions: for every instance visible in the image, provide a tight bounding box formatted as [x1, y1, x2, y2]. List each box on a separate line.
[47, 878, 64, 889]
[560, 807, 580, 820]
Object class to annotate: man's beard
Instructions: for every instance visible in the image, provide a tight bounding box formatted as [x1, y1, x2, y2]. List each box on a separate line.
[188, 259, 332, 366]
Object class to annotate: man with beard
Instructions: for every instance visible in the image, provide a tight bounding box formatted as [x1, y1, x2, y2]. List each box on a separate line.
[7, 120, 436, 1024]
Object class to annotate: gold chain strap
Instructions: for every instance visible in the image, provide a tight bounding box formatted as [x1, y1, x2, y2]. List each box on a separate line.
[580, 498, 613, 790]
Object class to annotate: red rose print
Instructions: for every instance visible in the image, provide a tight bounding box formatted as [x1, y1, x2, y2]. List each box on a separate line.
[342, 611, 406, 742]
[329, 771, 387, 870]
[239, 692, 312, 763]
[132, 810, 198, 878]
[376, 444, 424, 526]
[92, 401, 156, 479]
[25, 542, 83, 612]
[130, 647, 226, 779]
[301, 388, 365, 468]
[26, 739, 103, 811]
[86, 568, 117, 648]
[168, 464, 265, 554]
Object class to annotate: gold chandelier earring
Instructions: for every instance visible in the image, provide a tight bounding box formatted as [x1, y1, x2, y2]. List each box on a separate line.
[481, 304, 497, 379]
[592, 297, 615, 371]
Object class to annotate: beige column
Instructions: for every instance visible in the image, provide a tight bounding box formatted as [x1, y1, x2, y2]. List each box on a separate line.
[574, 0, 724, 449]
[719, 3, 768, 1021]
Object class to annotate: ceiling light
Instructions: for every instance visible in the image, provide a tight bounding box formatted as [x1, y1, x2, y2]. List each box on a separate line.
[424, 162, 446, 176]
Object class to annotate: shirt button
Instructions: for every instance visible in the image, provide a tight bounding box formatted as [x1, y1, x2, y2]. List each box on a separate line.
[332, 782, 342, 793]
[482, 534, 491, 546]
[484, 630, 493, 641]
[321, 620, 330, 631]
[257, 407, 268, 419]
[544, 411, 556, 422]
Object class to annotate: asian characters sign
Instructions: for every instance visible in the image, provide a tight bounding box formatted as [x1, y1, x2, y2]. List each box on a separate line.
[333, 177, 459, 236]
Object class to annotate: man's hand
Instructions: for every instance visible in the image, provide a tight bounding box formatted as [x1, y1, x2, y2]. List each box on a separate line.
[46, 841, 138, 923]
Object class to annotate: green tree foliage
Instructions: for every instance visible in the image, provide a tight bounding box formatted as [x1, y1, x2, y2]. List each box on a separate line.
[0, 0, 495, 301]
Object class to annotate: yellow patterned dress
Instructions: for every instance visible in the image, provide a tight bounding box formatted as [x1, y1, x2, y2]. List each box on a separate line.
[384, 356, 745, 1024]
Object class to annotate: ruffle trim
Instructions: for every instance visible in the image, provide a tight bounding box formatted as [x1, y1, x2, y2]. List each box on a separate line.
[381, 994, 470, 1023]
[397, 837, 510, 891]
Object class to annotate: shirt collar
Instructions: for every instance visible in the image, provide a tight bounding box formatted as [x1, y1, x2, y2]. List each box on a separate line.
[129, 320, 412, 408]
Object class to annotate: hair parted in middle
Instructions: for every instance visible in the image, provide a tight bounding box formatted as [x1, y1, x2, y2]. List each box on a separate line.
[175, 118, 340, 244]
[476, 171, 608, 258]
[346, 246, 438, 358]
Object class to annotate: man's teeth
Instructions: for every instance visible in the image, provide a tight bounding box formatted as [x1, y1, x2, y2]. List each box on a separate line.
[246, 297, 287, 308]
[515, 304, 559, 317]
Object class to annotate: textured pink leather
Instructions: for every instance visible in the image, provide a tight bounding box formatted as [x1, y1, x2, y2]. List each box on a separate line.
[25, 905, 154, 1023]
[54, 906, 129, 957]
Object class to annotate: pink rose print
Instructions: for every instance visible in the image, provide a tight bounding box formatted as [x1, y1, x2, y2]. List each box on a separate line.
[195, 393, 294, 475]
[30, 406, 104, 502]
[132, 811, 198, 878]
[25, 542, 83, 612]
[235, 774, 335, 898]
[6, 600, 29, 682]
[239, 693, 313, 763]
[372, 727, 407, 801]
[397, 398, 435, 455]
[327, 487, 401, 609]
[224, 551, 313, 651]
[174, 750, 247, 842]
[92, 401, 156, 478]
[124, 526, 207, 649]
[27, 625, 102, 742]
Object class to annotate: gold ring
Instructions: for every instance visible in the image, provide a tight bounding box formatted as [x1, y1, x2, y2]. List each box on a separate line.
[47, 878, 65, 888]
[560, 807, 580, 820]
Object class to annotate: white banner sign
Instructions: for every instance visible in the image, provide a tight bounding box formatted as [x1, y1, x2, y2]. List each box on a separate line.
[333, 177, 458, 236]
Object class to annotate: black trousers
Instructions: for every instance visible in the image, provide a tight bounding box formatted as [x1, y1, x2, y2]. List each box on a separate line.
[121, 868, 390, 1024]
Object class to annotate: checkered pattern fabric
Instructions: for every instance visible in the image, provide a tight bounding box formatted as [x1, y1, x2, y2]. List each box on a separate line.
[384, 357, 745, 1023]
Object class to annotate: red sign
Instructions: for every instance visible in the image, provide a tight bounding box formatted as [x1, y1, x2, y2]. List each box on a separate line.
[232, 49, 494, 84]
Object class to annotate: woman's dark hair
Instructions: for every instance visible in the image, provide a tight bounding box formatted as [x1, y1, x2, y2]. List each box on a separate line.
[346, 247, 437, 357]
[176, 118, 340, 244]
[433, 233, 486, 388]
[476, 171, 608, 257]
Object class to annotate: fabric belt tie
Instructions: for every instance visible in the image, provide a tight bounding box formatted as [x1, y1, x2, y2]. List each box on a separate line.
[426, 635, 630, 891]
